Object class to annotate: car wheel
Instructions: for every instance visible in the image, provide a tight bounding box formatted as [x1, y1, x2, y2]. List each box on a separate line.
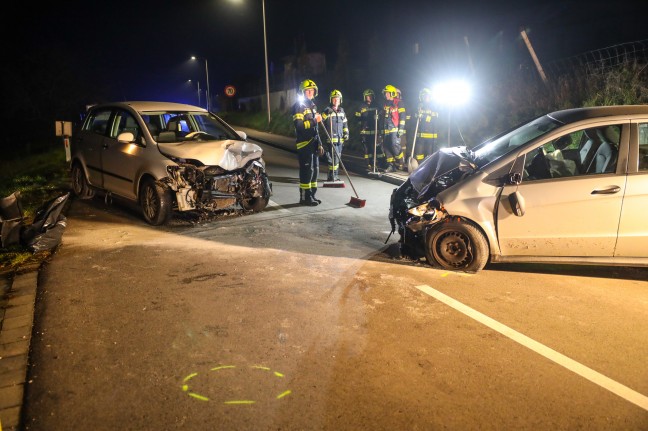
[71, 163, 95, 199]
[240, 195, 269, 212]
[425, 220, 489, 272]
[139, 178, 173, 226]
[240, 172, 270, 212]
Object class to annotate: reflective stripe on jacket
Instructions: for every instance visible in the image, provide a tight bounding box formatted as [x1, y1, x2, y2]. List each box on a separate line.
[292, 100, 320, 149]
[322, 106, 348, 144]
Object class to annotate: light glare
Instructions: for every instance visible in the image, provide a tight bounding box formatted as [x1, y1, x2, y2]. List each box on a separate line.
[432, 80, 471, 106]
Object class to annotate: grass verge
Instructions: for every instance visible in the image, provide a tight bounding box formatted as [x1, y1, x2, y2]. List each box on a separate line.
[0, 147, 70, 272]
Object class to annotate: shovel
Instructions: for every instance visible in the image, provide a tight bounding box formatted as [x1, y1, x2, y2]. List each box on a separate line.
[407, 113, 421, 173]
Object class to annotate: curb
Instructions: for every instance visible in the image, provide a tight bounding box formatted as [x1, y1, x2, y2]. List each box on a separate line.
[0, 264, 40, 431]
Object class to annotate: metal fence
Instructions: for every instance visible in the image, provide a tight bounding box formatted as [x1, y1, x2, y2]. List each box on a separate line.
[545, 39, 648, 78]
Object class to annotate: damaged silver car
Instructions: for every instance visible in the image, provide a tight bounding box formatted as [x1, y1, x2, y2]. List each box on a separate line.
[389, 105, 648, 272]
[70, 101, 272, 225]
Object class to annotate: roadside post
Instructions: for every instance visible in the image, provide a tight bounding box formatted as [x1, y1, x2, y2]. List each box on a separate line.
[55, 120, 73, 163]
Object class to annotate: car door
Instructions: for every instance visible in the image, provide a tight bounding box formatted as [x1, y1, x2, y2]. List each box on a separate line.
[100, 109, 147, 200]
[76, 108, 113, 188]
[614, 120, 648, 257]
[496, 123, 627, 257]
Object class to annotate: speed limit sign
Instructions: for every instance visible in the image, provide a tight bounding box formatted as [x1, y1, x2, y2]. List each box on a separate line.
[224, 85, 237, 97]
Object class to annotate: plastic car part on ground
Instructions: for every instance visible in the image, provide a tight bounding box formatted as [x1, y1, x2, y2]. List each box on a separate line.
[0, 191, 70, 252]
[1, 192, 25, 248]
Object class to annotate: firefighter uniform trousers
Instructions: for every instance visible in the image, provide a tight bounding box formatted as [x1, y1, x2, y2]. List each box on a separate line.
[414, 107, 439, 161]
[380, 102, 405, 169]
[292, 100, 321, 201]
[322, 106, 348, 180]
[355, 103, 384, 169]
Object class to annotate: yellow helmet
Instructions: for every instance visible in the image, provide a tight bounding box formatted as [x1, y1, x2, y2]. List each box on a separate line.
[362, 88, 375, 98]
[419, 87, 432, 102]
[329, 89, 343, 104]
[382, 84, 398, 98]
[299, 79, 318, 97]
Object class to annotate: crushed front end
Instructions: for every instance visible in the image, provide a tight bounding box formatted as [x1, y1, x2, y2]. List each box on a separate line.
[388, 147, 478, 258]
[165, 159, 271, 212]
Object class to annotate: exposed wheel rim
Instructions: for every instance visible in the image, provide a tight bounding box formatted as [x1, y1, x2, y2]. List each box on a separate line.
[72, 166, 84, 195]
[142, 184, 159, 221]
[433, 230, 473, 268]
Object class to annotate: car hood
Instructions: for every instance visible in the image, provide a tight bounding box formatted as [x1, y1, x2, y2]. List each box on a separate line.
[408, 146, 477, 201]
[158, 140, 263, 171]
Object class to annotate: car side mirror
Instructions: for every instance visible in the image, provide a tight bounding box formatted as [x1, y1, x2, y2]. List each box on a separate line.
[508, 190, 526, 217]
[236, 131, 247, 141]
[117, 132, 135, 143]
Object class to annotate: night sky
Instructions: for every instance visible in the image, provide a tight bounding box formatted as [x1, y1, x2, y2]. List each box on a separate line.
[5, 0, 647, 106]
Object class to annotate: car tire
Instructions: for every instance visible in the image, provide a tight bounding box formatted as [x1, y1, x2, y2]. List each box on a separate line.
[139, 178, 173, 226]
[425, 219, 489, 272]
[240, 195, 269, 212]
[71, 163, 95, 199]
[240, 172, 270, 212]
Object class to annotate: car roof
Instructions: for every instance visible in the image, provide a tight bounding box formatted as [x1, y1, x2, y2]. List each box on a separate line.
[91, 101, 208, 113]
[549, 105, 648, 124]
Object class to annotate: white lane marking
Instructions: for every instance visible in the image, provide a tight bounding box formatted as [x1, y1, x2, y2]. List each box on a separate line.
[267, 199, 290, 213]
[415, 284, 648, 412]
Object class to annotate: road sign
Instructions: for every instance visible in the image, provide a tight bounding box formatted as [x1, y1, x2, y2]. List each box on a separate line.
[224, 85, 236, 97]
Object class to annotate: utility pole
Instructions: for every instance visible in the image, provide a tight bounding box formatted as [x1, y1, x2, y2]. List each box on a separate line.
[520, 28, 548, 85]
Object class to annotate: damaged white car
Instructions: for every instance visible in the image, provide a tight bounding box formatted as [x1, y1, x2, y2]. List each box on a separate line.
[70, 101, 272, 225]
[389, 105, 648, 272]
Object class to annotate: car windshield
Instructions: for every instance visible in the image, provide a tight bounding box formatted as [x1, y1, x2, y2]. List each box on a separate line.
[471, 115, 562, 168]
[138, 110, 240, 143]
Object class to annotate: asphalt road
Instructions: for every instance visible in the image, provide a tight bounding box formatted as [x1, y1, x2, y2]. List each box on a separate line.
[21, 138, 648, 430]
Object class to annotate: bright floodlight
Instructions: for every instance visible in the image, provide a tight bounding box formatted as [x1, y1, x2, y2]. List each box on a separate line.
[432, 80, 471, 106]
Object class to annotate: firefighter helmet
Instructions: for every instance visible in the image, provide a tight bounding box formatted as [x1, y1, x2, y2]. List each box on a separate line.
[299, 79, 318, 97]
[382, 84, 398, 98]
[419, 87, 432, 102]
[329, 89, 343, 104]
[362, 89, 375, 98]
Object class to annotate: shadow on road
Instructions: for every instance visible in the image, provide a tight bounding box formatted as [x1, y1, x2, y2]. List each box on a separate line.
[370, 243, 648, 281]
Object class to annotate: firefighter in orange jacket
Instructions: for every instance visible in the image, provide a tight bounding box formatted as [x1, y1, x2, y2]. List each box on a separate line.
[292, 79, 323, 206]
[321, 89, 349, 181]
[379, 85, 406, 172]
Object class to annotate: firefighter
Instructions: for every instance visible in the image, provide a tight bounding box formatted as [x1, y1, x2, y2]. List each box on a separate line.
[354, 89, 384, 171]
[321, 89, 349, 181]
[413, 88, 440, 161]
[393, 87, 408, 169]
[292, 79, 323, 206]
[379, 84, 406, 172]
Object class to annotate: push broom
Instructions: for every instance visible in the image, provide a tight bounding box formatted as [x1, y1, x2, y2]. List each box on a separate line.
[407, 112, 421, 173]
[367, 109, 382, 177]
[318, 122, 366, 208]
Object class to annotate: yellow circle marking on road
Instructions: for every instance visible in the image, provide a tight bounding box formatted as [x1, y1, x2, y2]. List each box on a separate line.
[181, 364, 291, 404]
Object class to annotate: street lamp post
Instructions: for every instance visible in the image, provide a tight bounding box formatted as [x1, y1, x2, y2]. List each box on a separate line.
[187, 80, 202, 107]
[262, 0, 271, 126]
[191, 56, 210, 112]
